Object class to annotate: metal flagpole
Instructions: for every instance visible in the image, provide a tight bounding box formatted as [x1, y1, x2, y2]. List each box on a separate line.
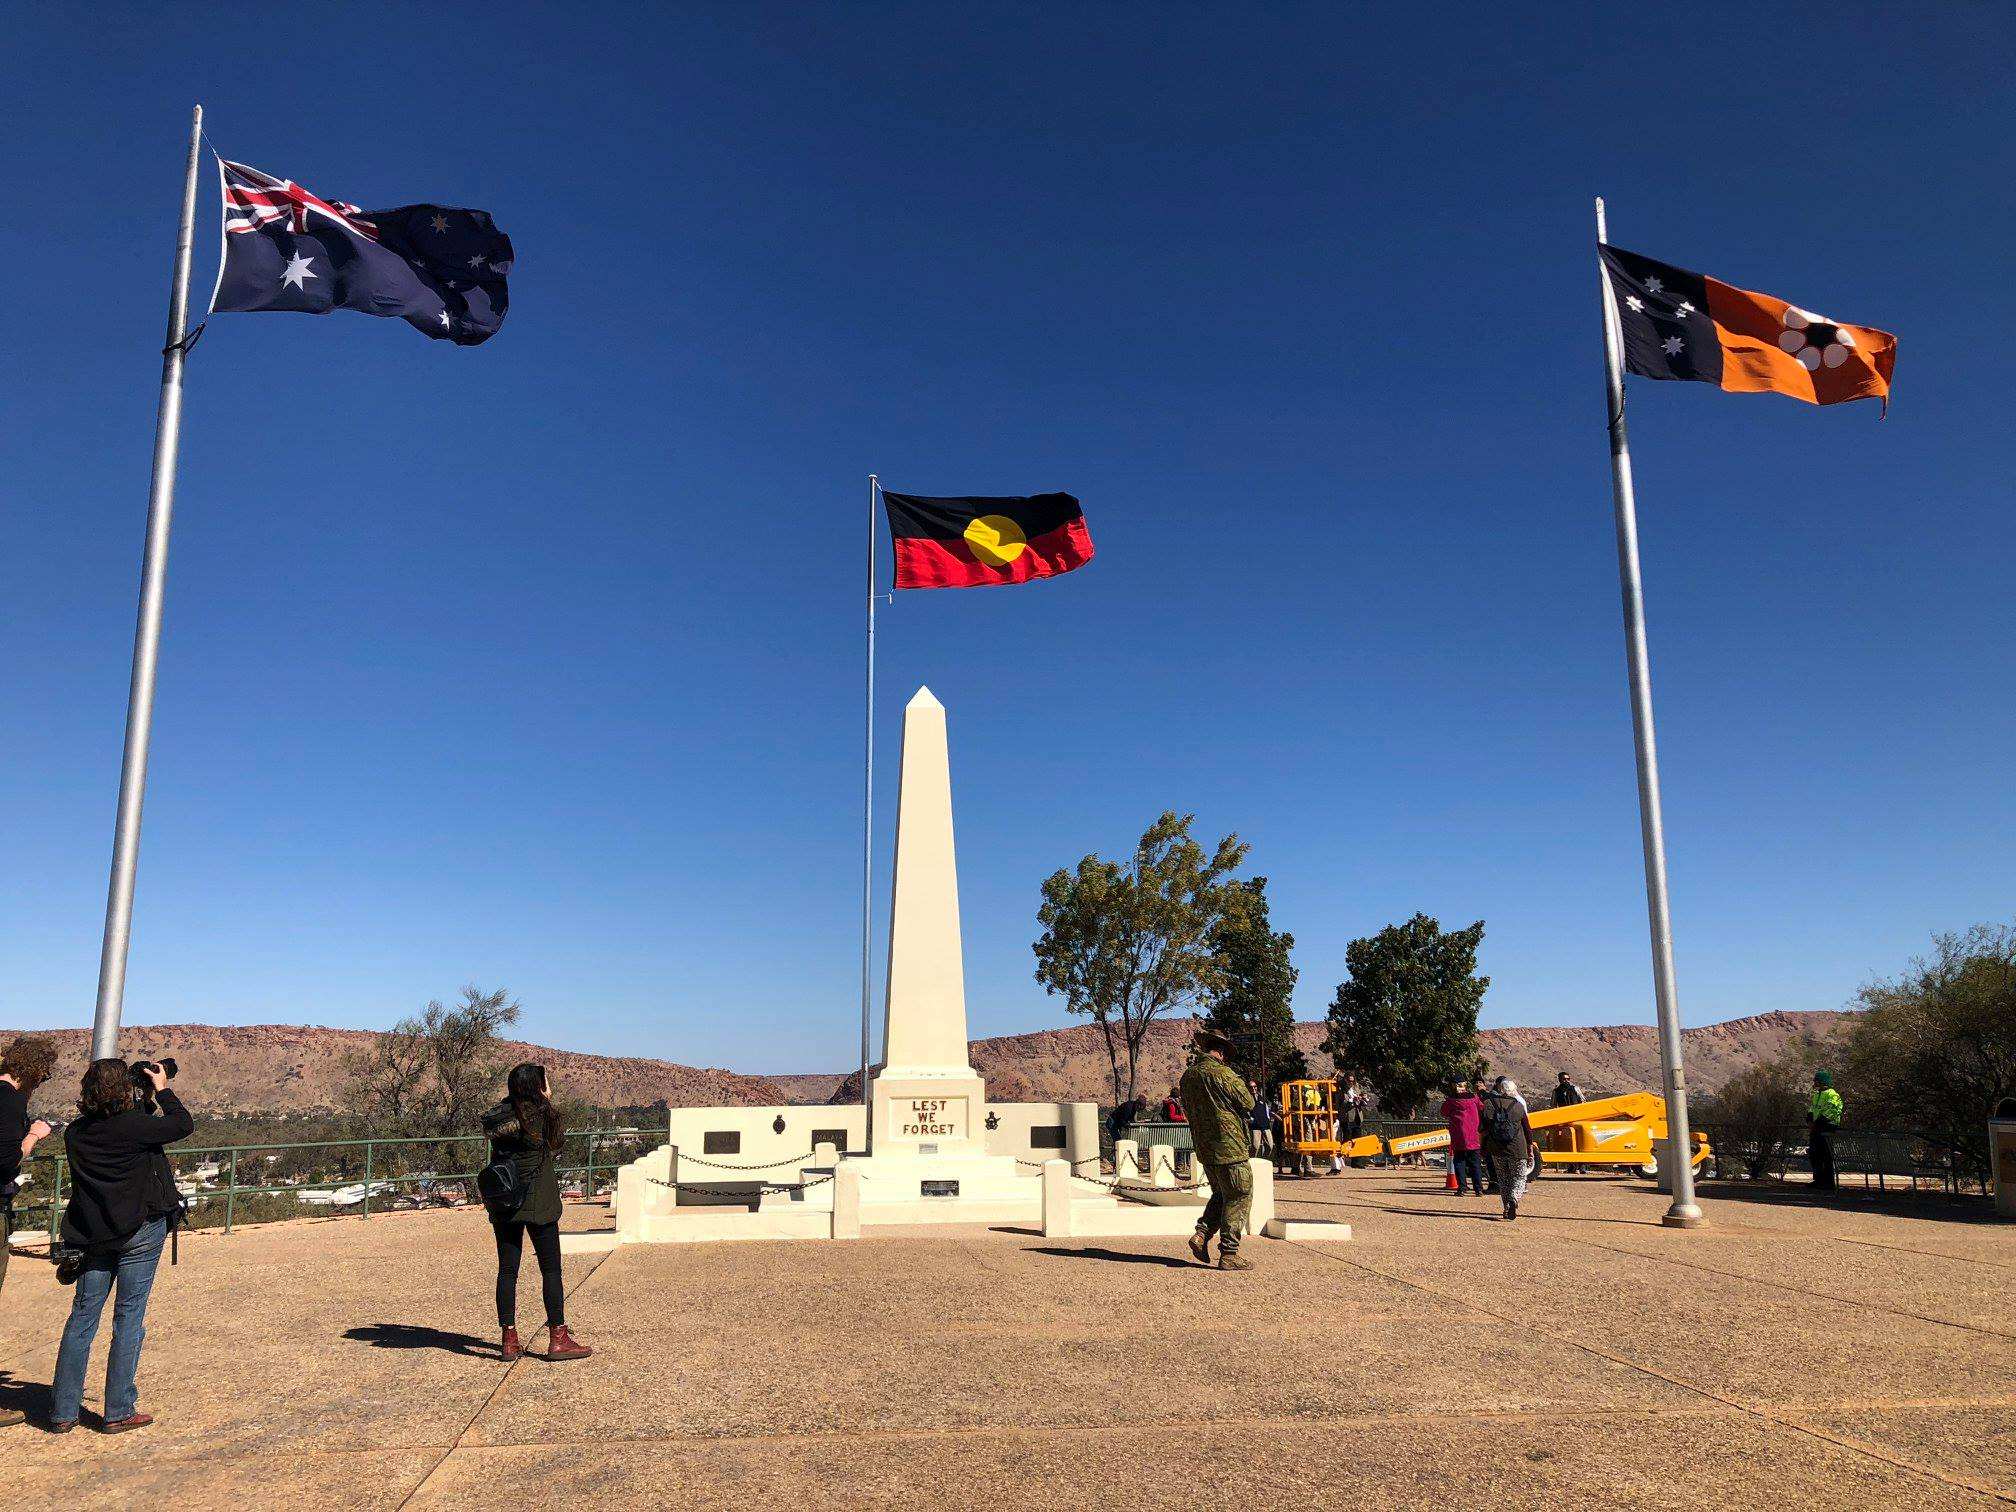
[861, 473, 880, 1151]
[90, 104, 207, 1061]
[1595, 196, 1703, 1228]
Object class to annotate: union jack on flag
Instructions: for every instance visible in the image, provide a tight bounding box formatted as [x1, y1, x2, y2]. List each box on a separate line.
[221, 160, 379, 241]
[210, 155, 512, 345]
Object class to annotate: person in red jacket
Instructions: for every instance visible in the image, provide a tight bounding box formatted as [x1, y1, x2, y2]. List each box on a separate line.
[1438, 1080, 1484, 1196]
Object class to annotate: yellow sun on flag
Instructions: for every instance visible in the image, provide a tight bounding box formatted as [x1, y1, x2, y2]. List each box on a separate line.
[963, 513, 1027, 565]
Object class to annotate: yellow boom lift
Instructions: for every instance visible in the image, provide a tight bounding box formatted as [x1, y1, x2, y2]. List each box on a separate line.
[1276, 1081, 1710, 1177]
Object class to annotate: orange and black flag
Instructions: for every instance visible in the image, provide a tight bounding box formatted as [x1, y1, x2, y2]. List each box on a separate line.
[881, 491, 1094, 590]
[1600, 245, 1896, 410]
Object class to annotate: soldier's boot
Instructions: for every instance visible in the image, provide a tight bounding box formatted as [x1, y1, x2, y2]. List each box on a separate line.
[1187, 1229, 1212, 1265]
[1218, 1252, 1254, 1272]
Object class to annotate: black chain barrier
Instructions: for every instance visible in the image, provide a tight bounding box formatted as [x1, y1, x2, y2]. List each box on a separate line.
[668, 1150, 823, 1172]
[646, 1171, 837, 1197]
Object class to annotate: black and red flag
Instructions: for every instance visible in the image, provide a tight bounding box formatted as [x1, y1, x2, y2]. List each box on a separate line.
[881, 491, 1094, 590]
[1599, 245, 1895, 409]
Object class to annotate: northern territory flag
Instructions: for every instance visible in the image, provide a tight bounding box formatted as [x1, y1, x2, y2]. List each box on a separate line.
[881, 492, 1094, 590]
[1600, 245, 1895, 409]
[211, 159, 512, 345]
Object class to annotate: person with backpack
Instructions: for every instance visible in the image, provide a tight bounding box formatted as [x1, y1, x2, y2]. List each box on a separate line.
[1479, 1077, 1538, 1220]
[49, 1059, 192, 1433]
[481, 1063, 590, 1363]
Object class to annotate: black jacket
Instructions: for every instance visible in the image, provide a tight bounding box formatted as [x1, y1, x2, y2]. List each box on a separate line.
[61, 1089, 193, 1251]
[481, 1099, 561, 1226]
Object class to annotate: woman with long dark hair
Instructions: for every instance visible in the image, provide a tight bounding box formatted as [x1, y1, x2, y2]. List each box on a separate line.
[480, 1063, 590, 1362]
[50, 1058, 192, 1432]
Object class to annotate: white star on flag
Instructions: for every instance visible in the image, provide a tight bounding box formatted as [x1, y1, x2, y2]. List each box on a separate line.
[1626, 295, 1644, 313]
[1662, 335, 1684, 355]
[1645, 277, 1663, 293]
[467, 254, 485, 268]
[429, 213, 449, 233]
[1677, 301, 1694, 315]
[438, 310, 451, 329]
[280, 252, 318, 289]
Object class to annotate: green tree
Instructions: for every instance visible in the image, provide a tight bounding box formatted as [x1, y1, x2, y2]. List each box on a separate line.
[1323, 913, 1487, 1117]
[425, 985, 522, 1134]
[1841, 922, 2016, 1182]
[342, 1018, 431, 1126]
[1202, 877, 1299, 1087]
[1033, 812, 1250, 1104]
[1692, 1054, 1813, 1179]
[343, 985, 522, 1134]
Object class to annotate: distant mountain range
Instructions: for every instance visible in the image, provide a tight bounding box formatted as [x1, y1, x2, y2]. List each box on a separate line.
[770, 1007, 1853, 1107]
[0, 1023, 787, 1117]
[1, 1009, 1852, 1116]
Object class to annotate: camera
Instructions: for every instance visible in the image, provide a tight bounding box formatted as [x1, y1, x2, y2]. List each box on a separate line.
[128, 1056, 179, 1114]
[128, 1056, 179, 1092]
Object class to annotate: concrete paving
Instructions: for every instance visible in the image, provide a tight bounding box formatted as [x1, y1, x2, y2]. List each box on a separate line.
[1, 1171, 2009, 1508]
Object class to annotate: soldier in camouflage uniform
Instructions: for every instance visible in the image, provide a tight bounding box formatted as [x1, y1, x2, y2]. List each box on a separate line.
[1180, 1028, 1256, 1270]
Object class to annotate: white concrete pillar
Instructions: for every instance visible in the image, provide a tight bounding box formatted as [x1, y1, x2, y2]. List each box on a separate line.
[813, 1140, 839, 1169]
[1067, 1101, 1100, 1172]
[1248, 1157, 1275, 1236]
[615, 1163, 641, 1242]
[1114, 1139, 1139, 1183]
[832, 1161, 862, 1240]
[1040, 1158, 1073, 1238]
[1150, 1143, 1176, 1189]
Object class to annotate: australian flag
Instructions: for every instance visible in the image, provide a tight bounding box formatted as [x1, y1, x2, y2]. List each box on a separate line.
[211, 160, 512, 345]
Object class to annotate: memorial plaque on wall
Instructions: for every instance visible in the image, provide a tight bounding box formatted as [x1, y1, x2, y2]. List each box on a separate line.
[895, 1096, 969, 1140]
[921, 1180, 960, 1197]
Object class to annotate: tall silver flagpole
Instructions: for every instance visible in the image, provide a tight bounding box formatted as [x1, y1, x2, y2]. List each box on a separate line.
[861, 473, 880, 1149]
[90, 104, 207, 1061]
[1595, 196, 1703, 1228]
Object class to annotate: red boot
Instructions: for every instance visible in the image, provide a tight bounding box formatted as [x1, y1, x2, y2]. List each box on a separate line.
[545, 1325, 592, 1362]
[500, 1327, 523, 1363]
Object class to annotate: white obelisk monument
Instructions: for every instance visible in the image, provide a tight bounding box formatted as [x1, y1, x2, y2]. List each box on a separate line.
[857, 688, 1029, 1213]
[873, 687, 988, 1152]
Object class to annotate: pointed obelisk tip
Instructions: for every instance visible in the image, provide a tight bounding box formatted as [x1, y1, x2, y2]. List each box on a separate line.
[907, 686, 943, 711]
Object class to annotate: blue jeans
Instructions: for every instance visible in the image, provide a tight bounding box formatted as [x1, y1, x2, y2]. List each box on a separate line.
[1451, 1148, 1485, 1195]
[53, 1217, 166, 1425]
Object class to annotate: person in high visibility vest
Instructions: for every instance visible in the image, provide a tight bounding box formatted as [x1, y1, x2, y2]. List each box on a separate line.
[1808, 1071, 1845, 1192]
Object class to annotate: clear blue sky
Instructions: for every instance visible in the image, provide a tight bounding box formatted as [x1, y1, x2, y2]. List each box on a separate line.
[2, 6, 2009, 1073]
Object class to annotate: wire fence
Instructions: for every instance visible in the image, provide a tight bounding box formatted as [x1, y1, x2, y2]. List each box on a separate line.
[1689, 1122, 1991, 1196]
[1105, 1110, 1993, 1199]
[7, 1117, 672, 1242]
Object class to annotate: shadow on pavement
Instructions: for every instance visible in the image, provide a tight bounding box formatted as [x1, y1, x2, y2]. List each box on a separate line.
[342, 1323, 499, 1357]
[1027, 1246, 1195, 1269]
[0, 1369, 52, 1420]
[1694, 1181, 1998, 1225]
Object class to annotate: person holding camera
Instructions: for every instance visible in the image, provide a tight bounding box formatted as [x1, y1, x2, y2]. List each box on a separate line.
[48, 1058, 191, 1433]
[1, 1037, 60, 1429]
[480, 1063, 590, 1363]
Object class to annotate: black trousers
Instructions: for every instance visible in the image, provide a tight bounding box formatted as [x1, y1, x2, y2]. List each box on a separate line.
[492, 1217, 565, 1330]
[1809, 1125, 1837, 1192]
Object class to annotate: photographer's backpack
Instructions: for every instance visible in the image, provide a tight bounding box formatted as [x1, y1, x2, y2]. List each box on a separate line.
[477, 1149, 527, 1217]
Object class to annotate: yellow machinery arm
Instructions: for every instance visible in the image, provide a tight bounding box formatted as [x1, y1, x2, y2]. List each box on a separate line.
[1280, 1081, 1710, 1174]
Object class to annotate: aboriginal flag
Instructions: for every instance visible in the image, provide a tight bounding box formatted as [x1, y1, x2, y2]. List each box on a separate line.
[881, 491, 1094, 590]
[1600, 245, 1895, 409]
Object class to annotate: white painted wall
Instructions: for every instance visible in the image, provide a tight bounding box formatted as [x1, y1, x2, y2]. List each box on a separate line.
[616, 1098, 1102, 1230]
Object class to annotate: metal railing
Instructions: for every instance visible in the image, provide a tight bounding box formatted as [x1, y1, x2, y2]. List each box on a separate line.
[9, 1116, 672, 1242]
[1690, 1122, 1991, 1196]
